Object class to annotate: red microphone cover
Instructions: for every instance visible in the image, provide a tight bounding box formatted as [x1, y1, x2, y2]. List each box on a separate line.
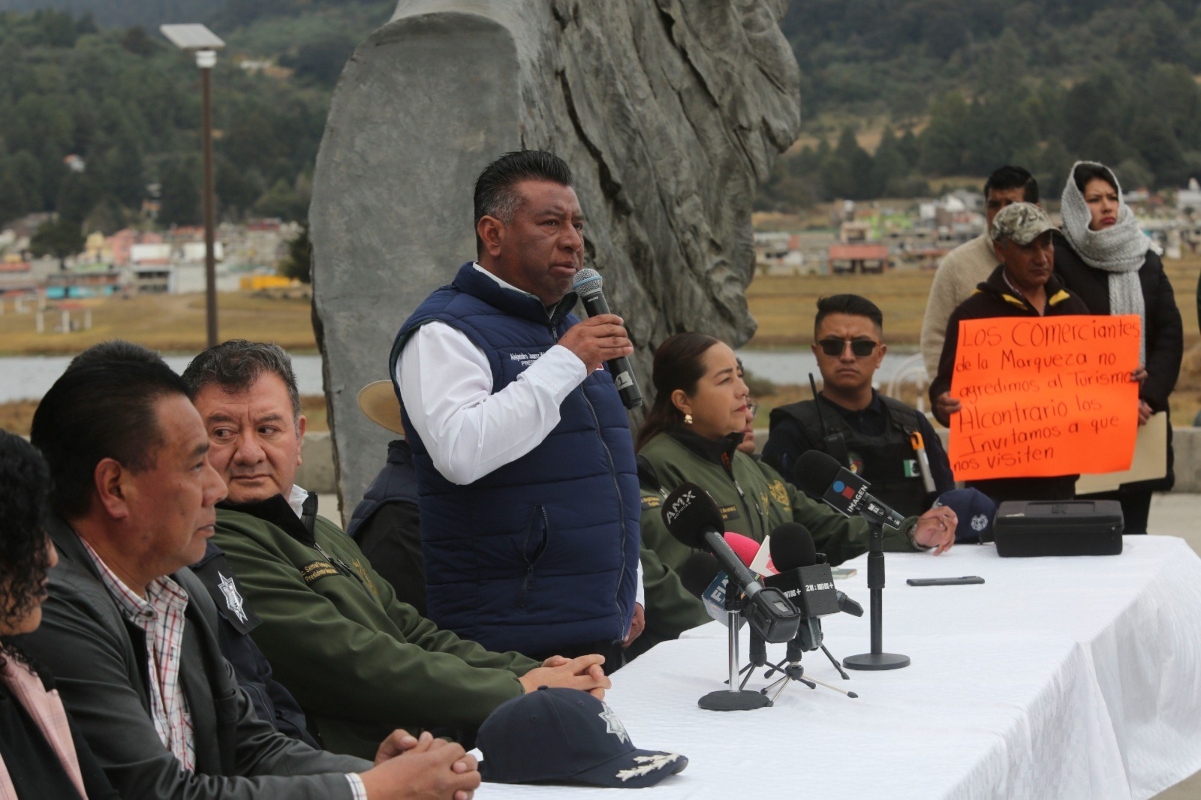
[723, 532, 762, 568]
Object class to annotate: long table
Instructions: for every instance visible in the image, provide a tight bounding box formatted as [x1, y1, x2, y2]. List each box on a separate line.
[476, 536, 1201, 799]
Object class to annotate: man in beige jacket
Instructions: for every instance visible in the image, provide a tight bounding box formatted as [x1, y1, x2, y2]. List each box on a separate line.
[919, 166, 1038, 379]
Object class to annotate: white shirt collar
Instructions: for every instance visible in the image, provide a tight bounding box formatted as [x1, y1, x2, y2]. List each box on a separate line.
[287, 484, 309, 519]
[471, 261, 538, 298]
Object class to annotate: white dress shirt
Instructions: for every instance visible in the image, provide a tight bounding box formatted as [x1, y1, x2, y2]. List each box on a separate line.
[396, 264, 644, 606]
[397, 265, 587, 486]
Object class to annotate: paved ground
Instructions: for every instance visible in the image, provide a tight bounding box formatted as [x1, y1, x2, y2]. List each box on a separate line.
[1148, 495, 1201, 798]
[322, 493, 1201, 797]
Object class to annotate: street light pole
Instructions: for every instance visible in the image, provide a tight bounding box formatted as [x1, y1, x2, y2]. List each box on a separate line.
[160, 24, 225, 349]
[199, 49, 218, 347]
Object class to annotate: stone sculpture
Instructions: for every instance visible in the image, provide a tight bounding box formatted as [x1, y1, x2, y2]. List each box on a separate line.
[310, 0, 801, 516]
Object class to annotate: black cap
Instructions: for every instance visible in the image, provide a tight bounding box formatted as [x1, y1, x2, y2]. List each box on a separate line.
[478, 688, 687, 788]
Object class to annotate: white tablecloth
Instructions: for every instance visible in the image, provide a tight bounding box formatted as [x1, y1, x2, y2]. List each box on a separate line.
[476, 536, 1201, 799]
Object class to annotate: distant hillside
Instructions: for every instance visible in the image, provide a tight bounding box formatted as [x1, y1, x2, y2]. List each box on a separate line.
[0, 1, 390, 234]
[781, 0, 1201, 123]
[8, 0, 1201, 230]
[0, 0, 222, 28]
[762, 0, 1201, 209]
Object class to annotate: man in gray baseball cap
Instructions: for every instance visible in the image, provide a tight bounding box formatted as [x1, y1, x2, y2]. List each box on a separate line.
[926, 202, 1091, 503]
[989, 201, 1057, 247]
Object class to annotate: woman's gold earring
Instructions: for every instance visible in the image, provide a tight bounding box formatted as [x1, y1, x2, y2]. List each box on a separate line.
[684, 413, 693, 425]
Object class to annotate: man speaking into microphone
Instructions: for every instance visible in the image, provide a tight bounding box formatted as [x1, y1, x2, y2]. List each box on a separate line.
[391, 151, 643, 669]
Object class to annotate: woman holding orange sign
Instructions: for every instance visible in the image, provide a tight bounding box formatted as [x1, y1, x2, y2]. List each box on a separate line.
[1054, 161, 1183, 533]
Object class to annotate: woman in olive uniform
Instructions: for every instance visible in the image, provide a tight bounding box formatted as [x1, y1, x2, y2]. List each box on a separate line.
[630, 333, 954, 657]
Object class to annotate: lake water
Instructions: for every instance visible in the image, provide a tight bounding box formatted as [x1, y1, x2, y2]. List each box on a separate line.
[735, 347, 923, 388]
[0, 353, 328, 403]
[0, 346, 926, 403]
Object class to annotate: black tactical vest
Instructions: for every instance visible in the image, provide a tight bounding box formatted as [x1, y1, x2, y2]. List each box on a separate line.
[771, 395, 931, 517]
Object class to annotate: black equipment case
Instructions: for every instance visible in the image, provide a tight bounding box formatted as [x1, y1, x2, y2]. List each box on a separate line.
[990, 500, 1124, 557]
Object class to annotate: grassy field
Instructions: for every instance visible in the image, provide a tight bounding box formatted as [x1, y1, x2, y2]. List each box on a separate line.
[745, 256, 1201, 350]
[2, 257, 1200, 433]
[747, 269, 939, 347]
[0, 292, 319, 356]
[746, 254, 1201, 425]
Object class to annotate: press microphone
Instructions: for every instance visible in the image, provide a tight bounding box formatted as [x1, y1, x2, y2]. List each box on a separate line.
[677, 534, 757, 598]
[572, 268, 643, 409]
[795, 452, 910, 671]
[678, 551, 721, 597]
[763, 523, 840, 651]
[723, 532, 762, 569]
[697, 533, 765, 625]
[794, 450, 906, 530]
[662, 483, 800, 643]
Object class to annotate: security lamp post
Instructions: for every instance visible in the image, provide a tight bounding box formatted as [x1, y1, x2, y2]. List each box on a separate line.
[161, 23, 225, 348]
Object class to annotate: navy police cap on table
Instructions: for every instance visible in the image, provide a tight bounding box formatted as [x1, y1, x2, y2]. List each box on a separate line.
[477, 687, 687, 788]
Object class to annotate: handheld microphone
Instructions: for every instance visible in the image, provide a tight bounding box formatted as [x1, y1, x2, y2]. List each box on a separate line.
[794, 450, 906, 530]
[572, 268, 643, 409]
[662, 483, 800, 643]
[763, 523, 839, 652]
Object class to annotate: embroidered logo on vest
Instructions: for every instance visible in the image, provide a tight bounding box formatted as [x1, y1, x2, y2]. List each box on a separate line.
[351, 557, 380, 602]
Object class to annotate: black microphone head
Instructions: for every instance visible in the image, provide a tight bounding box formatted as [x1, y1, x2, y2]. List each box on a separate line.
[572, 267, 603, 298]
[794, 449, 844, 500]
[661, 482, 724, 550]
[769, 522, 817, 570]
[677, 552, 721, 597]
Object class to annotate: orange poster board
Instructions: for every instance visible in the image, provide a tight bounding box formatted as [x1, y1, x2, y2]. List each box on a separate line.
[947, 315, 1140, 481]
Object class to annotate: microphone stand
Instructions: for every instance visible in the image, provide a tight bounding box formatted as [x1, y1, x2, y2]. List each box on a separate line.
[842, 520, 910, 670]
[762, 638, 858, 702]
[736, 631, 768, 691]
[698, 585, 771, 711]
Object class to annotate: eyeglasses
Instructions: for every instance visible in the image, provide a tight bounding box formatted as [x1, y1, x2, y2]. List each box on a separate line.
[816, 338, 879, 358]
[747, 400, 760, 417]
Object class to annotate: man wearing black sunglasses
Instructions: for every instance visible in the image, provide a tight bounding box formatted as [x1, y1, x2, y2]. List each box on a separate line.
[763, 294, 955, 521]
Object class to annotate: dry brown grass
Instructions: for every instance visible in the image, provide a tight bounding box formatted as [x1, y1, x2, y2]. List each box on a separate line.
[301, 395, 329, 432]
[745, 254, 1201, 424]
[746, 269, 939, 347]
[0, 399, 38, 435]
[0, 292, 318, 356]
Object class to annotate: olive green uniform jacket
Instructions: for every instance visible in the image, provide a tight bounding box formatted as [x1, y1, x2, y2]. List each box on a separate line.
[212, 495, 538, 759]
[633, 430, 922, 654]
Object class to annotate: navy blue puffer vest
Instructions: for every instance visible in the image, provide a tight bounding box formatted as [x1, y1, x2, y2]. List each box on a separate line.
[346, 440, 419, 540]
[390, 263, 639, 655]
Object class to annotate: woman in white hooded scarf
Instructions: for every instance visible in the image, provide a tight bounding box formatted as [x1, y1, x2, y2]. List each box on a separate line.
[1053, 161, 1183, 534]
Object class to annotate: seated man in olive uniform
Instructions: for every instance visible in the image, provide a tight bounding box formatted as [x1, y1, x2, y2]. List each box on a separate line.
[184, 340, 610, 760]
